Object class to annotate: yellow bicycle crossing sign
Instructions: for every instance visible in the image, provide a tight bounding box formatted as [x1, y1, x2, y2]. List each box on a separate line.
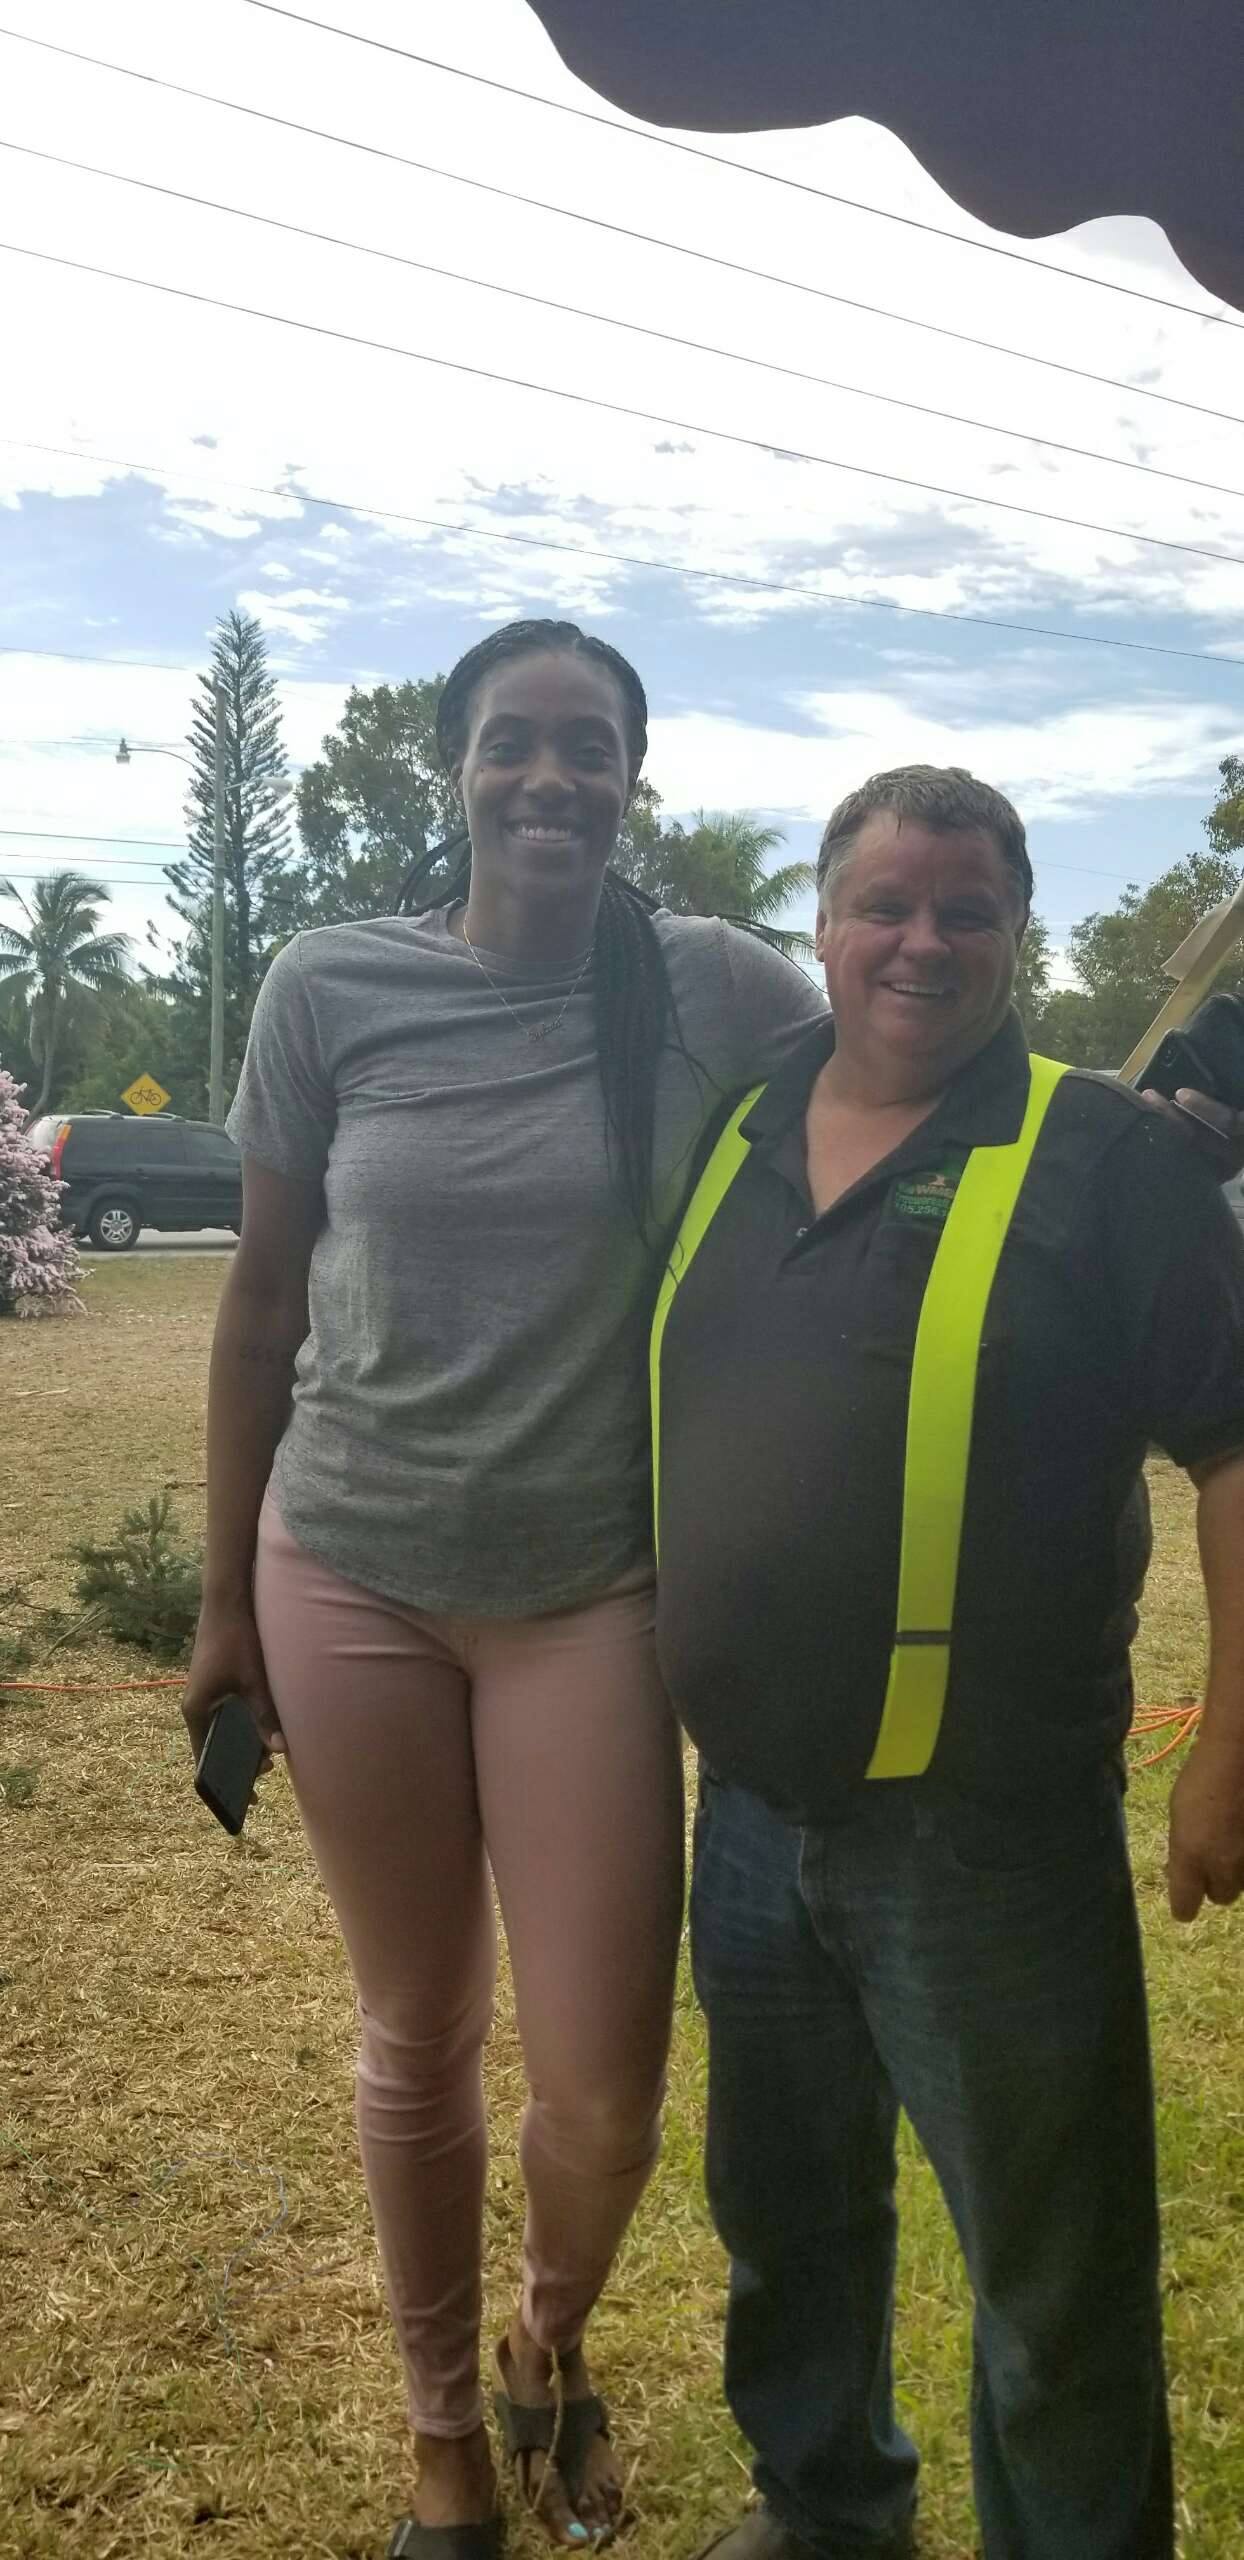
[121, 1073, 171, 1117]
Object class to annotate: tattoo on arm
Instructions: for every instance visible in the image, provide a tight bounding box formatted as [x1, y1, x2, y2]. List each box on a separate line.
[236, 1340, 295, 1370]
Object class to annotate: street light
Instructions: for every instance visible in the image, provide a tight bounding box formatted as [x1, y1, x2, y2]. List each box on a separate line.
[115, 681, 227, 1126]
[116, 738, 191, 768]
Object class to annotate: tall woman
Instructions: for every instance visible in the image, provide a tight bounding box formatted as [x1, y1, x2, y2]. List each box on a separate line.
[181, 620, 823, 2555]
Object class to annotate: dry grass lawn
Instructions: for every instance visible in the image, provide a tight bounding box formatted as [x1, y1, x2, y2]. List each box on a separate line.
[2, 1259, 1242, 2558]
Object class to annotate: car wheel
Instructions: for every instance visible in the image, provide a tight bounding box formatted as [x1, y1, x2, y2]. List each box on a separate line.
[87, 1198, 140, 1252]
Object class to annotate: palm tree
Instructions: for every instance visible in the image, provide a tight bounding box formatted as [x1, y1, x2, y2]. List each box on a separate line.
[0, 872, 131, 1116]
[622, 810, 817, 958]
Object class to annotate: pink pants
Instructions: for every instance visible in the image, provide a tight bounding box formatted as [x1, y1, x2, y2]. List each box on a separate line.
[253, 1496, 684, 2436]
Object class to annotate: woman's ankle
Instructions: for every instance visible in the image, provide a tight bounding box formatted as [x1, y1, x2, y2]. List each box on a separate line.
[413, 2422, 496, 2523]
[504, 2311, 588, 2386]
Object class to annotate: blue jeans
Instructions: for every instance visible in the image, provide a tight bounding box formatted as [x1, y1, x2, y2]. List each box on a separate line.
[690, 1769, 1172, 2560]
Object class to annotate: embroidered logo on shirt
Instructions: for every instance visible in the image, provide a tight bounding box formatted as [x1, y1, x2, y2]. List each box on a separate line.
[889, 1162, 962, 1225]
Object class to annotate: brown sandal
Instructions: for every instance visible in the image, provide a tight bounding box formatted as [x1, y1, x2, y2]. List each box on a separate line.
[492, 2343, 615, 2540]
[387, 2520, 505, 2560]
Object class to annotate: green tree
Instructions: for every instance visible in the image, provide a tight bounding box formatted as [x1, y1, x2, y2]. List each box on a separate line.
[0, 872, 131, 1115]
[293, 696, 733, 928]
[613, 777, 667, 878]
[293, 679, 460, 923]
[614, 808, 816, 956]
[1033, 757, 1244, 1068]
[1058, 849, 1244, 1068]
[1033, 984, 1104, 1068]
[0, 978, 36, 1093]
[1014, 911, 1053, 1037]
[56, 979, 206, 1118]
[163, 611, 294, 1091]
[1204, 751, 1244, 860]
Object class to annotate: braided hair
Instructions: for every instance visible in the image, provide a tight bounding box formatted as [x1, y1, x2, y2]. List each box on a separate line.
[396, 619, 675, 1233]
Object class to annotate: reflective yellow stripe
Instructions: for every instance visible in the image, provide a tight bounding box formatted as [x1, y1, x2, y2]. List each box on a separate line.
[865, 1053, 1067, 1777]
[649, 1085, 765, 1554]
[649, 1054, 1068, 1781]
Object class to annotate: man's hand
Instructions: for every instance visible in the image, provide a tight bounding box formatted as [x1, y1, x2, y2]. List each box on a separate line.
[1167, 1736, 1244, 1920]
[1141, 1086, 1244, 1178]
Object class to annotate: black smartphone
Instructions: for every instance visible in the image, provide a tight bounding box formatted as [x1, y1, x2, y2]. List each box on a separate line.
[194, 1693, 265, 1836]
[1139, 992, 1244, 1129]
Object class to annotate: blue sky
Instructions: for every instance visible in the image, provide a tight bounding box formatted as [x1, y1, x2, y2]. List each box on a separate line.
[2, 0, 1242, 981]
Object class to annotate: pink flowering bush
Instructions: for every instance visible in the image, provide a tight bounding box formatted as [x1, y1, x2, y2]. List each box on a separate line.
[0, 1070, 83, 1318]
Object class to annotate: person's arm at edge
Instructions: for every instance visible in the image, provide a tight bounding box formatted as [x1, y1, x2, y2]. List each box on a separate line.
[717, 918, 826, 1086]
[1138, 1084, 1244, 1179]
[180, 1155, 322, 1766]
[1167, 1448, 1244, 1920]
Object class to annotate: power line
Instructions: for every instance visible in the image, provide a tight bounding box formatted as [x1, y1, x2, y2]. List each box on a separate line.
[0, 783, 1195, 904]
[1, 864, 170, 877]
[0, 841, 1170, 896]
[9, 138, 1244, 510]
[0, 796, 1170, 892]
[247, 1, 1244, 330]
[6, 243, 1243, 576]
[4, 434, 1244, 673]
[0, 639, 198, 675]
[2, 33, 1238, 437]
[0, 869, 175, 886]
[0, 826, 183, 849]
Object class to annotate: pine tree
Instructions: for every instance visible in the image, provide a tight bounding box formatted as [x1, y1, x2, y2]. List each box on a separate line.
[163, 610, 294, 1090]
[0, 1068, 82, 1317]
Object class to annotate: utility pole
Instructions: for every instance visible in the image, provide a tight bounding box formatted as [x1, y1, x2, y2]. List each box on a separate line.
[209, 678, 227, 1126]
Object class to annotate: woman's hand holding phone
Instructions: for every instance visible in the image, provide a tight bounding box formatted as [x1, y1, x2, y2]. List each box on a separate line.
[181, 1599, 285, 1772]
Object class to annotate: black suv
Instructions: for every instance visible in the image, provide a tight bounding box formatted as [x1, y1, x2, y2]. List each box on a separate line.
[26, 1112, 242, 1252]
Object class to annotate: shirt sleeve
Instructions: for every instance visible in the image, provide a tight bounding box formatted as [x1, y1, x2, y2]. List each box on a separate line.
[226, 934, 335, 1181]
[719, 921, 827, 1085]
[1093, 1111, 1244, 1469]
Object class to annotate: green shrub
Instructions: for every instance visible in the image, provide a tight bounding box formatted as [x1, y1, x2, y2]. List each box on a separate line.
[71, 1495, 202, 1660]
[0, 1632, 33, 1683]
[0, 1764, 37, 1808]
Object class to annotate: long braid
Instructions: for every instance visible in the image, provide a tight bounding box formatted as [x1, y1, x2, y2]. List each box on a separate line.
[396, 620, 676, 1232]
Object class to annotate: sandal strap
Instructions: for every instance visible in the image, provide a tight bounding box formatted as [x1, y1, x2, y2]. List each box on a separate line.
[491, 2389, 560, 2462]
[387, 2518, 504, 2560]
[550, 2393, 610, 2502]
[496, 2344, 611, 2508]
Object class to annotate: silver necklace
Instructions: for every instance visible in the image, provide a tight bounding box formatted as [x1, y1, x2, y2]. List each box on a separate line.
[459, 915, 593, 1046]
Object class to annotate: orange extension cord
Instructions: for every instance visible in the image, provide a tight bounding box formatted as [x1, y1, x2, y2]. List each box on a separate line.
[0, 1676, 1205, 1767]
[1128, 1702, 1204, 1767]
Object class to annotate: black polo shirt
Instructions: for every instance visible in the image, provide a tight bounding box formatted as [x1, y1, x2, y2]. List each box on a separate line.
[654, 1011, 1244, 1816]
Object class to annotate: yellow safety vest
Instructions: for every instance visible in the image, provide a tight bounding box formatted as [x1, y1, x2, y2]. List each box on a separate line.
[650, 1053, 1068, 1780]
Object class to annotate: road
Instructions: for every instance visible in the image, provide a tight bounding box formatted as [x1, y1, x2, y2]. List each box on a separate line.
[79, 1228, 238, 1262]
[74, 1182, 1244, 1261]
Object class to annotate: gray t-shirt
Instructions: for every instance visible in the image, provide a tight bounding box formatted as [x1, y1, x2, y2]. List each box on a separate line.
[228, 904, 825, 1616]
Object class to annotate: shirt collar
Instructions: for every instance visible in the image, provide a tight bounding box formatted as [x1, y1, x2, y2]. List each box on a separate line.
[741, 1007, 1034, 1155]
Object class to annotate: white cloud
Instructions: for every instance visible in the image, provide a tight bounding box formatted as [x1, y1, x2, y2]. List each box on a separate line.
[236, 584, 352, 644]
[0, 656, 353, 947]
[648, 691, 1239, 829]
[1, 0, 1241, 631]
[0, 0, 1240, 956]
